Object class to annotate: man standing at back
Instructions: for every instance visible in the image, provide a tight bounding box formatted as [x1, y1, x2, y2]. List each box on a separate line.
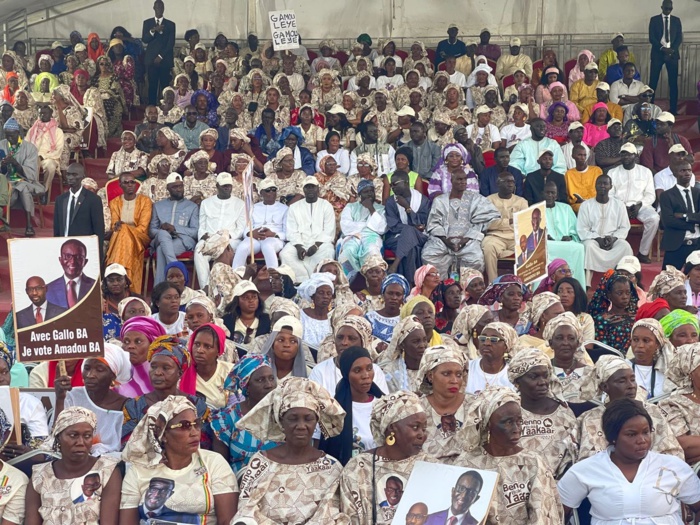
[649, 0, 682, 114]
[142, 0, 175, 105]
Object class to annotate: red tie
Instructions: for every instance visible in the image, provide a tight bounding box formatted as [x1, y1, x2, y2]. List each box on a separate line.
[448, 517, 458, 525]
[67, 280, 78, 307]
[35, 307, 43, 323]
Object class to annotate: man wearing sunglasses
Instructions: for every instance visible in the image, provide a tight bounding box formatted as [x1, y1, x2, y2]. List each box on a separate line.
[622, 87, 662, 125]
[640, 111, 694, 174]
[173, 105, 209, 151]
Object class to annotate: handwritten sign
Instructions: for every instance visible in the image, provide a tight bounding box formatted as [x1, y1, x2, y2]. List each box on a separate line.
[268, 10, 299, 51]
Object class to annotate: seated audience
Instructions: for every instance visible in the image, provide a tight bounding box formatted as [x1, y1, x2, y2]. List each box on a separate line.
[510, 118, 566, 176]
[106, 130, 147, 180]
[223, 280, 271, 348]
[641, 112, 693, 174]
[580, 81, 624, 123]
[26, 104, 64, 202]
[594, 118, 625, 173]
[609, 62, 645, 105]
[543, 182, 586, 285]
[524, 149, 568, 206]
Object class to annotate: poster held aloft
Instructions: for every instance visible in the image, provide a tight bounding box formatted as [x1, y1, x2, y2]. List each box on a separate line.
[268, 10, 299, 51]
[9, 235, 104, 363]
[513, 201, 548, 285]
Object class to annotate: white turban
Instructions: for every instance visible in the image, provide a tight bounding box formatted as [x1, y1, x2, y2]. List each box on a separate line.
[81, 342, 132, 385]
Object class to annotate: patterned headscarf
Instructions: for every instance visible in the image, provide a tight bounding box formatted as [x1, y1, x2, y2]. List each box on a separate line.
[534, 259, 568, 294]
[236, 376, 346, 441]
[82, 342, 132, 385]
[159, 127, 186, 151]
[197, 230, 231, 259]
[381, 274, 410, 298]
[379, 315, 425, 365]
[530, 292, 562, 326]
[460, 386, 521, 450]
[81, 177, 98, 191]
[632, 318, 668, 349]
[355, 152, 378, 176]
[0, 342, 14, 370]
[507, 347, 564, 400]
[409, 264, 438, 297]
[648, 266, 687, 300]
[224, 355, 272, 403]
[121, 395, 196, 467]
[417, 345, 468, 395]
[482, 322, 520, 355]
[660, 310, 700, 338]
[541, 311, 583, 343]
[478, 274, 532, 308]
[0, 407, 11, 450]
[185, 149, 211, 171]
[460, 267, 483, 293]
[334, 315, 374, 350]
[297, 272, 335, 301]
[588, 270, 638, 317]
[370, 390, 425, 445]
[360, 253, 388, 276]
[272, 146, 294, 170]
[120, 315, 165, 341]
[452, 304, 490, 355]
[229, 128, 251, 143]
[148, 153, 173, 174]
[147, 335, 193, 392]
[579, 355, 632, 401]
[41, 406, 97, 451]
[269, 297, 301, 319]
[666, 343, 700, 394]
[635, 298, 671, 321]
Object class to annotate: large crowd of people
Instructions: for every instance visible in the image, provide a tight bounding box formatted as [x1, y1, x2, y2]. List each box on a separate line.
[1, 0, 700, 523]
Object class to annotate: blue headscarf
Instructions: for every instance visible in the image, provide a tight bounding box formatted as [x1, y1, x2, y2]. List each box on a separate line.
[381, 273, 410, 298]
[164, 261, 190, 286]
[224, 355, 272, 403]
[277, 126, 304, 147]
[357, 179, 374, 194]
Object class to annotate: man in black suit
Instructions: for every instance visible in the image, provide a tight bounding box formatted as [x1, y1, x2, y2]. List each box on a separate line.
[53, 163, 105, 261]
[142, 0, 176, 105]
[46, 239, 97, 309]
[16, 276, 67, 329]
[648, 0, 682, 114]
[660, 160, 699, 269]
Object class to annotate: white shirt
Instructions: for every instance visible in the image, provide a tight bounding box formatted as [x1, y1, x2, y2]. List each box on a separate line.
[608, 163, 656, 207]
[28, 123, 64, 160]
[286, 198, 336, 247]
[347, 75, 377, 92]
[498, 123, 531, 148]
[449, 70, 468, 88]
[466, 358, 514, 394]
[33, 302, 47, 322]
[198, 195, 246, 240]
[561, 141, 591, 170]
[19, 392, 50, 437]
[282, 72, 305, 93]
[655, 167, 696, 191]
[376, 75, 404, 92]
[558, 450, 700, 525]
[465, 123, 501, 149]
[373, 55, 403, 69]
[309, 357, 389, 397]
[152, 311, 186, 335]
[675, 183, 700, 240]
[247, 201, 288, 240]
[661, 14, 672, 48]
[315, 148, 351, 175]
[64, 187, 83, 236]
[419, 77, 432, 91]
[609, 79, 645, 104]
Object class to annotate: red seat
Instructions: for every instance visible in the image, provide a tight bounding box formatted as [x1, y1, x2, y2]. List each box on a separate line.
[564, 59, 577, 81]
[334, 51, 349, 66]
[437, 62, 446, 71]
[83, 158, 110, 187]
[105, 177, 141, 203]
[426, 49, 437, 64]
[395, 49, 408, 61]
[532, 59, 544, 72]
[122, 120, 140, 132]
[342, 79, 349, 91]
[502, 75, 515, 89]
[106, 137, 121, 157]
[487, 59, 497, 73]
[384, 249, 396, 262]
[143, 249, 197, 294]
[307, 50, 318, 62]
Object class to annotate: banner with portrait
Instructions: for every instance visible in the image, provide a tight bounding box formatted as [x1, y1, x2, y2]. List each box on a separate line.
[268, 10, 299, 51]
[9, 235, 104, 363]
[513, 201, 548, 285]
[391, 461, 498, 525]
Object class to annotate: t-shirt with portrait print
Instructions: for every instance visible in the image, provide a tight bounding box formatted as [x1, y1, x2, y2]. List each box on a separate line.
[120, 449, 238, 524]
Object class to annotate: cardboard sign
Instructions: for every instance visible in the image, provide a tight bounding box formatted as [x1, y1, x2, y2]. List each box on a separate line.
[9, 236, 104, 362]
[268, 10, 299, 51]
[513, 201, 548, 285]
[391, 461, 499, 525]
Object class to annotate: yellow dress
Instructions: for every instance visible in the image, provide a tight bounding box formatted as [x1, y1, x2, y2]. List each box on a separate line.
[565, 166, 603, 213]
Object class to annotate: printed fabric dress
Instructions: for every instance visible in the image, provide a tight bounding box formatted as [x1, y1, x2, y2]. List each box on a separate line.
[453, 447, 564, 524]
[520, 403, 579, 479]
[659, 393, 700, 440]
[419, 395, 472, 460]
[31, 456, 119, 525]
[235, 451, 349, 524]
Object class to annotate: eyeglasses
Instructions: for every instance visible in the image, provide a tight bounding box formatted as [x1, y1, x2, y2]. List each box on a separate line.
[186, 112, 198, 116]
[61, 254, 85, 262]
[261, 187, 277, 192]
[167, 418, 202, 431]
[639, 93, 652, 98]
[25, 286, 46, 293]
[478, 335, 505, 344]
[454, 485, 480, 496]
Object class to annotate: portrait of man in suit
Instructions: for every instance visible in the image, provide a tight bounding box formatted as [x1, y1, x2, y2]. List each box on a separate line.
[424, 471, 483, 525]
[142, 0, 176, 105]
[405, 502, 429, 525]
[526, 207, 545, 255]
[16, 276, 67, 329]
[72, 472, 101, 504]
[380, 476, 404, 509]
[46, 239, 96, 309]
[140, 477, 174, 518]
[516, 235, 528, 265]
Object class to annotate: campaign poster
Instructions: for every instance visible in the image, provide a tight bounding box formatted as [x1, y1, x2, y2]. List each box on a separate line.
[9, 235, 104, 363]
[391, 461, 498, 525]
[513, 201, 548, 285]
[268, 10, 299, 51]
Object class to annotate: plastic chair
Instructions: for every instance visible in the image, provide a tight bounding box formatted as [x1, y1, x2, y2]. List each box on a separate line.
[502, 75, 515, 89]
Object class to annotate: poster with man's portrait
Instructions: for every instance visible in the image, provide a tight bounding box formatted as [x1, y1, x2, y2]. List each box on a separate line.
[513, 202, 548, 285]
[391, 462, 498, 525]
[9, 235, 104, 362]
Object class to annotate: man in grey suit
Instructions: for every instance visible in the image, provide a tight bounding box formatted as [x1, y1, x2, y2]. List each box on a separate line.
[149, 173, 199, 284]
[16, 276, 67, 329]
[45, 238, 96, 309]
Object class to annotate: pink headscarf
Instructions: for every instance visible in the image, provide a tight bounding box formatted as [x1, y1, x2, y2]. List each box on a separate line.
[534, 259, 568, 294]
[568, 50, 596, 88]
[410, 264, 438, 297]
[115, 316, 167, 398]
[27, 117, 60, 151]
[182, 323, 227, 394]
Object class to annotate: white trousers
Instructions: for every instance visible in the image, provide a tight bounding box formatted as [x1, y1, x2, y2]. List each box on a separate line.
[635, 206, 660, 257]
[194, 238, 241, 288]
[279, 242, 335, 283]
[232, 237, 286, 268]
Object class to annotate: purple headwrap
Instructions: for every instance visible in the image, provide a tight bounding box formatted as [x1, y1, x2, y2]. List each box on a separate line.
[534, 259, 568, 295]
[120, 316, 167, 342]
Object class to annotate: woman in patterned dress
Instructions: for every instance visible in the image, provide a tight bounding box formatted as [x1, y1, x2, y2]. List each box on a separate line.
[588, 270, 639, 358]
[93, 56, 126, 138]
[234, 377, 348, 524]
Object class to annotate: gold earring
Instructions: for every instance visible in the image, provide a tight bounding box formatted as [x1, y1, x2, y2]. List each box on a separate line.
[385, 432, 396, 446]
[503, 352, 511, 362]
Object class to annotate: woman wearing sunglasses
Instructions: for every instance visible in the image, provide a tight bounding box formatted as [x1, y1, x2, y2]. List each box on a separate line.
[120, 396, 238, 525]
[466, 322, 520, 394]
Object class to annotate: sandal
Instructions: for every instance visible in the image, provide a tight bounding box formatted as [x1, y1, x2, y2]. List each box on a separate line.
[24, 226, 35, 237]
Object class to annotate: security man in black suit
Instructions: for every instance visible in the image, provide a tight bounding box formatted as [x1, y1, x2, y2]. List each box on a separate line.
[648, 0, 682, 114]
[142, 0, 176, 105]
[659, 160, 699, 269]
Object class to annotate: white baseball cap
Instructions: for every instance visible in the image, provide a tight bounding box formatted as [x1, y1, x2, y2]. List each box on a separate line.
[165, 173, 183, 184]
[669, 144, 688, 155]
[105, 263, 127, 277]
[616, 255, 641, 274]
[606, 118, 622, 129]
[657, 111, 675, 124]
[216, 172, 233, 185]
[272, 315, 303, 338]
[619, 142, 637, 154]
[568, 121, 584, 131]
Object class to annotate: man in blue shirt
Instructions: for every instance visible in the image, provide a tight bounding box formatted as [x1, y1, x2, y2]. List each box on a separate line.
[479, 147, 525, 197]
[604, 46, 641, 85]
[173, 105, 209, 150]
[149, 173, 199, 283]
[435, 24, 467, 67]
